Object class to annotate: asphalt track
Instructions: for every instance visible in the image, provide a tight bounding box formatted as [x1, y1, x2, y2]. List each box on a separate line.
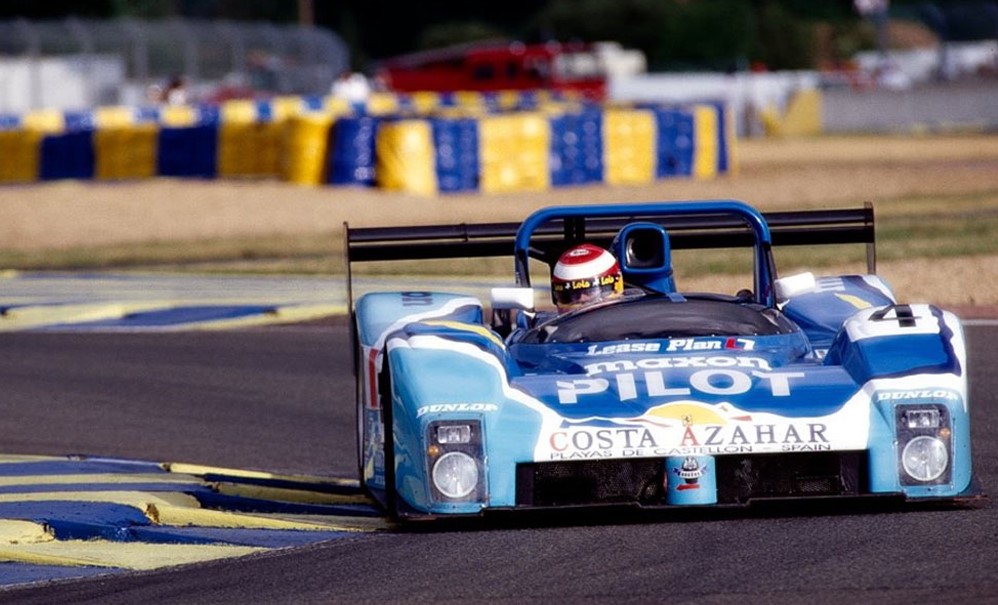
[0, 321, 995, 604]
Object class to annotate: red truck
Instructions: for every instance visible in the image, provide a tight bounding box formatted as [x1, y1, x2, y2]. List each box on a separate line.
[375, 40, 608, 100]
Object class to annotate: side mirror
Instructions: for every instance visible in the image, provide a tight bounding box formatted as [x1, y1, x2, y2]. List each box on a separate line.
[490, 287, 535, 338]
[490, 287, 535, 311]
[774, 272, 816, 302]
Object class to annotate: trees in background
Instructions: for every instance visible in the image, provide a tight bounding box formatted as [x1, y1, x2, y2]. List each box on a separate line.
[2, 0, 995, 72]
[324, 0, 870, 72]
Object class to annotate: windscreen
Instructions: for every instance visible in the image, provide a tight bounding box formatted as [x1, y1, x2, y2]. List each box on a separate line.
[521, 295, 797, 344]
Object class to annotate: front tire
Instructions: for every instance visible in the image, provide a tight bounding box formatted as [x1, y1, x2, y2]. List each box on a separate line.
[378, 357, 399, 519]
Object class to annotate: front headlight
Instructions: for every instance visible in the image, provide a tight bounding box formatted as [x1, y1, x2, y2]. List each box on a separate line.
[431, 451, 479, 499]
[895, 404, 952, 486]
[426, 419, 485, 502]
[901, 436, 949, 482]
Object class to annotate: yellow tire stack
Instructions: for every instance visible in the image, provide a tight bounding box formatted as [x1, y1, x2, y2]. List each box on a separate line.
[216, 100, 286, 179]
[603, 108, 656, 186]
[0, 109, 65, 183]
[692, 104, 719, 181]
[92, 106, 158, 181]
[282, 112, 334, 186]
[375, 120, 437, 196]
[478, 112, 550, 194]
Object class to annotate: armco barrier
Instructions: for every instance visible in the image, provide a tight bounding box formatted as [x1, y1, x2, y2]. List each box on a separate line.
[0, 91, 734, 194]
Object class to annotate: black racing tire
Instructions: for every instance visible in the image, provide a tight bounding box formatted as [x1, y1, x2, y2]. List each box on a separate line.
[378, 355, 399, 519]
[351, 311, 364, 483]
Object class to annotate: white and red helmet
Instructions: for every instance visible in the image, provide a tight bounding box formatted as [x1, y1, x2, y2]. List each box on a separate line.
[551, 244, 623, 312]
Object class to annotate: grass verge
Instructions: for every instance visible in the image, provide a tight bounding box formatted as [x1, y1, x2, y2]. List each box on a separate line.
[4, 190, 996, 278]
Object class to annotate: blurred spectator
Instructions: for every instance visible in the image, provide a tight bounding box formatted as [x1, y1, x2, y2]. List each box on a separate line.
[875, 61, 913, 91]
[164, 75, 190, 105]
[145, 82, 164, 104]
[331, 70, 371, 104]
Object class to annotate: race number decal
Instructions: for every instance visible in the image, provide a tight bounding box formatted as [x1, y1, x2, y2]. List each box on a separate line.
[845, 304, 941, 342]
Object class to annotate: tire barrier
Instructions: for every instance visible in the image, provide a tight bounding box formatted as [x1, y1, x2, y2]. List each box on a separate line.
[550, 108, 603, 187]
[478, 112, 551, 194]
[603, 108, 656, 186]
[0, 91, 735, 194]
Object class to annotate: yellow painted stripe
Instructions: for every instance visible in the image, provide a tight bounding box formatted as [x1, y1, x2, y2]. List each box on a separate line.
[0, 454, 63, 464]
[163, 462, 360, 489]
[0, 473, 203, 488]
[212, 482, 373, 506]
[0, 490, 384, 532]
[0, 303, 344, 331]
[0, 490, 200, 510]
[254, 512, 392, 533]
[0, 520, 53, 545]
[0, 541, 264, 570]
[422, 320, 505, 349]
[835, 293, 874, 310]
[0, 302, 169, 331]
[186, 304, 346, 330]
[147, 503, 364, 532]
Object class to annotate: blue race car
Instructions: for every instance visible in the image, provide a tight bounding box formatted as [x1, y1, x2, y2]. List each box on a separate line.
[346, 200, 978, 520]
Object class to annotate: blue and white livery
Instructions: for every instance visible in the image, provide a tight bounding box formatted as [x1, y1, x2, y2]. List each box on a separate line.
[346, 200, 977, 520]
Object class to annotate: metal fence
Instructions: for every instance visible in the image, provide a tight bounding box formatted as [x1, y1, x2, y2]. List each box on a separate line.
[0, 18, 350, 113]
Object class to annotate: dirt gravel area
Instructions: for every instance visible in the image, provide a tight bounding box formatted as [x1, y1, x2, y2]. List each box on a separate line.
[1, 133, 997, 307]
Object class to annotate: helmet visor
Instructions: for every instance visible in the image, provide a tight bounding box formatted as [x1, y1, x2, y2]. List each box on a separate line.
[553, 274, 622, 310]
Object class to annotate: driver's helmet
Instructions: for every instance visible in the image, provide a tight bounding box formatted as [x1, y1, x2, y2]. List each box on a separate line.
[551, 244, 623, 312]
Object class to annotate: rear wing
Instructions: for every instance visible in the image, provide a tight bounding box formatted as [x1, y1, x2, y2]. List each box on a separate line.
[345, 204, 875, 264]
[344, 203, 875, 310]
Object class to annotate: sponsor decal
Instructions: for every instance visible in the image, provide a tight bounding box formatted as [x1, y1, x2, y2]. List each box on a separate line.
[416, 403, 499, 417]
[678, 421, 829, 453]
[544, 420, 830, 459]
[549, 427, 658, 458]
[666, 337, 755, 352]
[401, 292, 433, 307]
[672, 456, 707, 491]
[556, 368, 804, 404]
[586, 342, 662, 356]
[530, 385, 871, 462]
[666, 455, 717, 504]
[583, 355, 771, 375]
[875, 389, 960, 402]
